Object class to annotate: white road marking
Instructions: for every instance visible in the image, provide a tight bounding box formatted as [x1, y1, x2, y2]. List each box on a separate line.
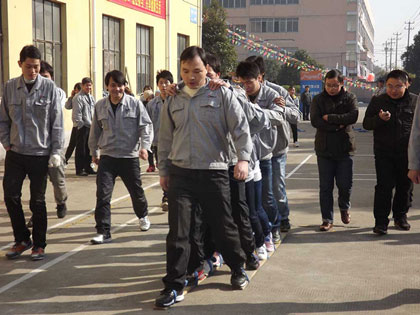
[286, 154, 313, 179]
[0, 207, 160, 295]
[0, 181, 161, 251]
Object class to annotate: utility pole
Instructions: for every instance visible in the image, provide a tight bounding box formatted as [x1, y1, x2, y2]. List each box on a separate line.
[384, 41, 388, 72]
[405, 21, 414, 48]
[389, 38, 394, 70]
[394, 32, 402, 68]
[405, 21, 414, 64]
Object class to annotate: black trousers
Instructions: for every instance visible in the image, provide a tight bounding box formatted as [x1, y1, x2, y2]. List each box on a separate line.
[95, 156, 148, 235]
[75, 126, 92, 173]
[3, 151, 49, 248]
[148, 145, 158, 167]
[65, 126, 77, 163]
[229, 166, 255, 257]
[163, 165, 246, 291]
[303, 104, 310, 120]
[290, 123, 298, 142]
[374, 153, 413, 226]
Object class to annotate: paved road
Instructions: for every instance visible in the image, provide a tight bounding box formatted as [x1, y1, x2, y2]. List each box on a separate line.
[1, 110, 420, 314]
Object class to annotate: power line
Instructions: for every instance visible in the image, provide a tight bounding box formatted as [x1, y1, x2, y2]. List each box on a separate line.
[394, 32, 402, 68]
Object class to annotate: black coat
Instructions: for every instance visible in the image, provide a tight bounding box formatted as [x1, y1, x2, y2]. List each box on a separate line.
[363, 91, 418, 156]
[310, 88, 359, 158]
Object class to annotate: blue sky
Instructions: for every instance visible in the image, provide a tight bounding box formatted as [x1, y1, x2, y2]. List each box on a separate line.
[369, 0, 420, 69]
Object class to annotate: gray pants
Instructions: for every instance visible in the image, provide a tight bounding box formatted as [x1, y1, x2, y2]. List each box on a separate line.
[48, 155, 68, 205]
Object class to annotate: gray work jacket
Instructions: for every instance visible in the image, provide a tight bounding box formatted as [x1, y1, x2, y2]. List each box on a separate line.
[88, 94, 153, 158]
[250, 84, 280, 160]
[0, 75, 64, 156]
[72, 91, 95, 129]
[146, 96, 164, 146]
[158, 82, 252, 177]
[264, 81, 301, 156]
[408, 94, 420, 170]
[65, 96, 77, 127]
[230, 85, 285, 167]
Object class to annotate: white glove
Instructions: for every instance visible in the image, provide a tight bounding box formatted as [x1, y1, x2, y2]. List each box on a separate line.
[48, 154, 61, 168]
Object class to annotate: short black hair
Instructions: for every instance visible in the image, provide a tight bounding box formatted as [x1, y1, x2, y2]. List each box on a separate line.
[245, 55, 265, 76]
[305, 86, 310, 89]
[19, 45, 42, 63]
[180, 46, 207, 67]
[324, 69, 344, 83]
[104, 70, 126, 86]
[377, 78, 385, 84]
[143, 85, 152, 91]
[206, 53, 221, 75]
[288, 85, 295, 91]
[74, 82, 82, 91]
[236, 61, 260, 80]
[40, 61, 54, 79]
[82, 77, 92, 85]
[156, 70, 174, 85]
[386, 70, 409, 84]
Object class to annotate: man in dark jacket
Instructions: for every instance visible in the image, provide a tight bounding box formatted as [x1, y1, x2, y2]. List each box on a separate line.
[301, 86, 312, 120]
[311, 69, 358, 231]
[363, 70, 417, 235]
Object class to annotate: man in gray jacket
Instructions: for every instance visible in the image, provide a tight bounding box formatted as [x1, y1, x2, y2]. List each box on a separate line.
[88, 70, 153, 244]
[0, 45, 63, 261]
[155, 46, 252, 308]
[73, 77, 95, 176]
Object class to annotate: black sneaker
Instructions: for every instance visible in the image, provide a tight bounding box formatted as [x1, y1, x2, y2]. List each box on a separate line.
[155, 288, 184, 308]
[76, 171, 88, 176]
[245, 253, 260, 270]
[280, 219, 291, 232]
[272, 228, 281, 244]
[373, 225, 388, 235]
[57, 203, 67, 218]
[231, 268, 249, 290]
[394, 217, 411, 231]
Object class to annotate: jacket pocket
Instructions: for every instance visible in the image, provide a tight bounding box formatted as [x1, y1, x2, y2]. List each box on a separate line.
[169, 102, 185, 126]
[199, 99, 221, 122]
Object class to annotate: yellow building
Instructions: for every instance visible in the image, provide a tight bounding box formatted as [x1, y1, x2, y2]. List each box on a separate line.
[0, 0, 202, 101]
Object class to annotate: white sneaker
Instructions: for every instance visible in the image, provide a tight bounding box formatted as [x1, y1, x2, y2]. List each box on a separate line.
[139, 216, 151, 231]
[294, 141, 299, 147]
[91, 233, 112, 244]
[256, 245, 268, 260]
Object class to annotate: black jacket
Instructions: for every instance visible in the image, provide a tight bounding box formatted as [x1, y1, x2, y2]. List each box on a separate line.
[310, 88, 359, 158]
[363, 91, 418, 156]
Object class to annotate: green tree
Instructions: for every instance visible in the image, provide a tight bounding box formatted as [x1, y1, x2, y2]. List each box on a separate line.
[202, 0, 237, 76]
[402, 30, 420, 94]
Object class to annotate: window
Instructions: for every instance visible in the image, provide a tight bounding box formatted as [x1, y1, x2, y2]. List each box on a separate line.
[347, 14, 357, 31]
[204, 0, 246, 8]
[250, 18, 298, 33]
[251, 0, 298, 4]
[177, 34, 189, 80]
[346, 43, 357, 61]
[136, 24, 151, 95]
[32, 0, 62, 87]
[103, 15, 121, 87]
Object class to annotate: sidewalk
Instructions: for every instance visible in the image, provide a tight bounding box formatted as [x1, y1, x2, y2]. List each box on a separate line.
[0, 111, 420, 314]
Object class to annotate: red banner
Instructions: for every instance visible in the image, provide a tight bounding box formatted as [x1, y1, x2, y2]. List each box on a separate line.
[108, 0, 166, 19]
[300, 71, 323, 81]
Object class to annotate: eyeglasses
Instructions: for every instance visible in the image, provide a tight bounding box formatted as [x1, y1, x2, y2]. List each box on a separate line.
[386, 84, 405, 90]
[325, 84, 341, 89]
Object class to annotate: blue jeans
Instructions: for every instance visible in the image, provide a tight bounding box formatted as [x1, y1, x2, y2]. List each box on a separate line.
[317, 155, 353, 223]
[260, 159, 279, 227]
[272, 153, 290, 222]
